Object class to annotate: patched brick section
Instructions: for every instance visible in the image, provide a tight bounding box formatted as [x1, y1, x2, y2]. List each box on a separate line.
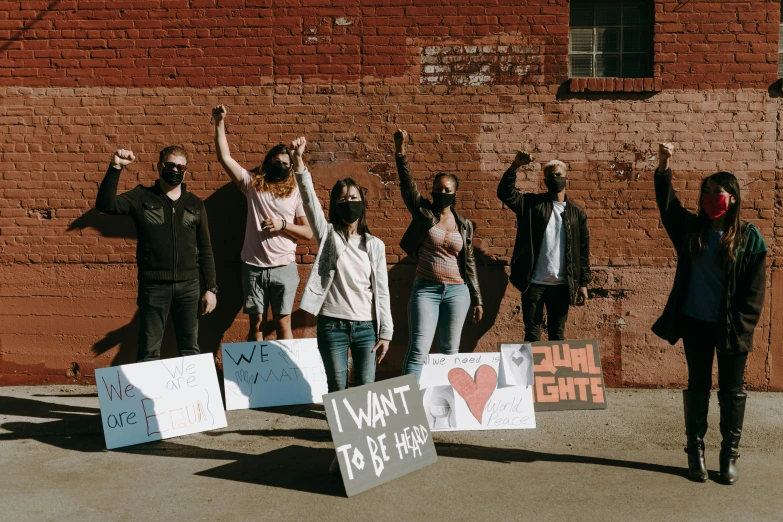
[420, 41, 544, 86]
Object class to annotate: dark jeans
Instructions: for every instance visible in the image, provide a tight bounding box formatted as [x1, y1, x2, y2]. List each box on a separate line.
[316, 316, 377, 393]
[680, 315, 747, 393]
[522, 283, 571, 342]
[137, 279, 201, 362]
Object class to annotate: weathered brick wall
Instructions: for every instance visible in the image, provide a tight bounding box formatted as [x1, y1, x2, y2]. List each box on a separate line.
[1, 1, 782, 389]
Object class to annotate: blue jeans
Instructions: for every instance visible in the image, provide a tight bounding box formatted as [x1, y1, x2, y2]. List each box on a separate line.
[402, 277, 471, 381]
[316, 316, 378, 393]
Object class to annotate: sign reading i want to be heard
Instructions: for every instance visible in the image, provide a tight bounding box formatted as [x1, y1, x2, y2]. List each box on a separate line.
[324, 374, 438, 497]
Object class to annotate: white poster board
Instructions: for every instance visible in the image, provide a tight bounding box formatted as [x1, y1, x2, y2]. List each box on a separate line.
[222, 339, 328, 410]
[95, 354, 227, 450]
[419, 346, 536, 431]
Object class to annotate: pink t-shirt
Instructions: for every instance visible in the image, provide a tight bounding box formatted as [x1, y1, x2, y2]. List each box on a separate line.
[240, 170, 306, 268]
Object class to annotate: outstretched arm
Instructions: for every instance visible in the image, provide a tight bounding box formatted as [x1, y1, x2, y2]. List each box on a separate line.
[393, 129, 424, 214]
[212, 105, 247, 187]
[653, 143, 697, 251]
[95, 149, 139, 215]
[291, 136, 328, 245]
[497, 151, 532, 214]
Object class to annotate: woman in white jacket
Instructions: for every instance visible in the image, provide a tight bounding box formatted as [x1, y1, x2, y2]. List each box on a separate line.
[291, 137, 393, 394]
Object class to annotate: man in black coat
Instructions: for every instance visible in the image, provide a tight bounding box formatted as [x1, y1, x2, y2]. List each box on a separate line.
[497, 152, 591, 342]
[96, 146, 218, 361]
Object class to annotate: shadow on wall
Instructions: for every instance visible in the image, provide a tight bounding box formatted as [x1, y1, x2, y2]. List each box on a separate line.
[380, 249, 508, 378]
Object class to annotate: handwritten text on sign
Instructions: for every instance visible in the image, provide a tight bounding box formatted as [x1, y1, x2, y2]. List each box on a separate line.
[222, 339, 328, 410]
[324, 374, 438, 497]
[526, 340, 607, 411]
[95, 354, 227, 449]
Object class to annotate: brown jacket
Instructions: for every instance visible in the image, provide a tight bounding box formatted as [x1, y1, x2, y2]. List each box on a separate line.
[395, 155, 482, 307]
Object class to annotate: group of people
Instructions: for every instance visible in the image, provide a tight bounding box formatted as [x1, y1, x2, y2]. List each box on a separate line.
[95, 106, 766, 486]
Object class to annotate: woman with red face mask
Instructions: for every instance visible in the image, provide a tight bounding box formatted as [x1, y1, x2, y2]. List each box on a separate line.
[652, 143, 767, 485]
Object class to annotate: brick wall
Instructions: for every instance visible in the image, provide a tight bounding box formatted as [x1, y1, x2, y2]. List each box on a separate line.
[2, 0, 783, 389]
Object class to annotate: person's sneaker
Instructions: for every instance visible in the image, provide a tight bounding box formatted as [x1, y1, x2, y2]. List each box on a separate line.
[328, 456, 340, 476]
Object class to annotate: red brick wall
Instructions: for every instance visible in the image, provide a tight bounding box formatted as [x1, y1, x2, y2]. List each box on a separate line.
[2, 0, 782, 389]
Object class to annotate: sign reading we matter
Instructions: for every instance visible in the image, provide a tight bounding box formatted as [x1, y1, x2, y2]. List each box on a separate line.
[525, 340, 607, 411]
[324, 375, 438, 497]
[95, 354, 227, 450]
[222, 339, 328, 410]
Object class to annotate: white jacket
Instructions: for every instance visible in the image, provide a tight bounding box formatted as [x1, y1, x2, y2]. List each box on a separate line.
[295, 169, 393, 341]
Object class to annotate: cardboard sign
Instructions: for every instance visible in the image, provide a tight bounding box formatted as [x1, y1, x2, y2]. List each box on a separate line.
[222, 339, 328, 410]
[324, 375, 438, 497]
[419, 348, 536, 432]
[524, 340, 607, 411]
[95, 354, 227, 449]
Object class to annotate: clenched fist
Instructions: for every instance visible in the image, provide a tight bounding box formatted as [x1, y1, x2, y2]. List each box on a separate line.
[290, 136, 307, 172]
[111, 149, 135, 169]
[393, 129, 409, 155]
[511, 151, 533, 168]
[657, 142, 674, 173]
[212, 104, 227, 124]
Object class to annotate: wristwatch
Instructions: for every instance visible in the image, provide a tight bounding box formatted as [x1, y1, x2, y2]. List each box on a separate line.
[207, 286, 219, 295]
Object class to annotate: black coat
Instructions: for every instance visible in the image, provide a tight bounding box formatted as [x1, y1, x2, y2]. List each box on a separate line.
[395, 155, 482, 307]
[497, 167, 591, 304]
[96, 166, 217, 290]
[651, 169, 767, 353]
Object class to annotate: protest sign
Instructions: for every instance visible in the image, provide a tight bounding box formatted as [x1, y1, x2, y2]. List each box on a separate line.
[95, 354, 227, 450]
[419, 349, 536, 432]
[222, 339, 328, 410]
[324, 374, 438, 497]
[524, 340, 607, 411]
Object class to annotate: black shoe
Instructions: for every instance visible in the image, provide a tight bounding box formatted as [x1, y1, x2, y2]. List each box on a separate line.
[718, 390, 747, 485]
[683, 389, 709, 482]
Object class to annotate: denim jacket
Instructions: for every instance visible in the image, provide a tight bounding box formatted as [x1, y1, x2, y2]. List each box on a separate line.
[295, 169, 393, 341]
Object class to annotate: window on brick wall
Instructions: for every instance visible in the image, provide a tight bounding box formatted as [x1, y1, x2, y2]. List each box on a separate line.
[779, 3, 783, 77]
[569, 1, 653, 78]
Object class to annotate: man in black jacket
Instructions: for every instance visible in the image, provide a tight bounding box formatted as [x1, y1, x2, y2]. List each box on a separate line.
[96, 146, 218, 361]
[498, 152, 591, 342]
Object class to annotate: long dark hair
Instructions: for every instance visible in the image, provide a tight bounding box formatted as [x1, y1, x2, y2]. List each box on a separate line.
[329, 178, 370, 238]
[691, 171, 743, 265]
[250, 143, 296, 197]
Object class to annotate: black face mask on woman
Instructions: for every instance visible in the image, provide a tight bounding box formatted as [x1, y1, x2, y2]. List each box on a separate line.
[266, 162, 291, 182]
[545, 176, 567, 194]
[336, 200, 364, 223]
[431, 192, 456, 211]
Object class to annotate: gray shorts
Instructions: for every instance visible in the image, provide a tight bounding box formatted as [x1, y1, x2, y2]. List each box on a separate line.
[241, 262, 300, 316]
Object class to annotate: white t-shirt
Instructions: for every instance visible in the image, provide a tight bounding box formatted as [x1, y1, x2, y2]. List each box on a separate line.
[321, 234, 374, 321]
[531, 200, 567, 285]
[239, 170, 306, 268]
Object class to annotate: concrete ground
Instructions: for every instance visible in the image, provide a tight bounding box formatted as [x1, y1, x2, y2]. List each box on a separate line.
[1, 386, 781, 522]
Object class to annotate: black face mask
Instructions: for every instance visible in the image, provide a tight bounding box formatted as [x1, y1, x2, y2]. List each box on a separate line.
[545, 176, 567, 194]
[266, 162, 291, 182]
[431, 192, 456, 210]
[161, 167, 185, 186]
[336, 201, 364, 224]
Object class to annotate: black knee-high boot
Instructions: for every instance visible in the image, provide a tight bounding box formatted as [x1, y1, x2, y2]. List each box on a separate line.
[718, 390, 747, 485]
[683, 389, 710, 482]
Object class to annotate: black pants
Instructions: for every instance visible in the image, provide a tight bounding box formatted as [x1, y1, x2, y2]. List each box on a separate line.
[680, 315, 747, 393]
[137, 279, 201, 362]
[522, 283, 571, 342]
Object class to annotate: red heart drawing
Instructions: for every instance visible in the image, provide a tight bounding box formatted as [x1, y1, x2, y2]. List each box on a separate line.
[448, 365, 498, 424]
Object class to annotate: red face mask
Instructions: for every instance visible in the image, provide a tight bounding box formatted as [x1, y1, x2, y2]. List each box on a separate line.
[701, 193, 732, 220]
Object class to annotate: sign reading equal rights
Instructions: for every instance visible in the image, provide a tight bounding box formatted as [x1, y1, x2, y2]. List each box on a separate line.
[222, 339, 328, 410]
[95, 354, 227, 449]
[324, 374, 438, 497]
[524, 340, 607, 411]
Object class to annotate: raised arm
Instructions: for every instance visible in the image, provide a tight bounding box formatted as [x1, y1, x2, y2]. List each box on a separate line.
[393, 129, 424, 214]
[653, 143, 697, 251]
[291, 136, 328, 244]
[497, 151, 532, 214]
[212, 105, 247, 187]
[95, 149, 139, 215]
